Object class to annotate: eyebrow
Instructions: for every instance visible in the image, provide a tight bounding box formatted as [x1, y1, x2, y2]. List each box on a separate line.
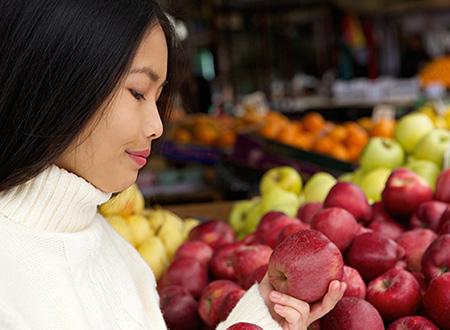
[130, 67, 168, 85]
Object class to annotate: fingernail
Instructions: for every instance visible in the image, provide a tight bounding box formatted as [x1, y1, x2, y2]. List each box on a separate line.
[274, 304, 283, 311]
[270, 291, 282, 300]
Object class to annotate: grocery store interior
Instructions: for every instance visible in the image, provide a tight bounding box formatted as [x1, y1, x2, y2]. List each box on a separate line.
[128, 0, 450, 219]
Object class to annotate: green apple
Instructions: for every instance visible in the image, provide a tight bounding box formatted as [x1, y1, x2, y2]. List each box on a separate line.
[359, 168, 392, 202]
[243, 199, 264, 235]
[360, 137, 405, 172]
[405, 158, 440, 190]
[260, 166, 303, 196]
[229, 199, 259, 234]
[351, 169, 365, 185]
[303, 172, 337, 202]
[260, 186, 300, 217]
[394, 113, 434, 153]
[413, 129, 450, 167]
[138, 236, 169, 280]
[338, 172, 354, 182]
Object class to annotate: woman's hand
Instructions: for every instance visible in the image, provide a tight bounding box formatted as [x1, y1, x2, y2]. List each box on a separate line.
[259, 273, 346, 330]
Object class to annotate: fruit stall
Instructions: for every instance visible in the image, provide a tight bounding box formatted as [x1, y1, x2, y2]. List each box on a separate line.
[99, 2, 450, 329]
[100, 106, 450, 329]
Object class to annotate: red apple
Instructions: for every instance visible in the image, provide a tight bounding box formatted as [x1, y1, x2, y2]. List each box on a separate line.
[311, 207, 360, 252]
[173, 241, 213, 267]
[159, 257, 208, 299]
[242, 264, 268, 290]
[241, 233, 259, 245]
[198, 280, 241, 328]
[297, 202, 323, 224]
[410, 201, 448, 232]
[435, 168, 450, 202]
[356, 225, 373, 235]
[256, 213, 300, 248]
[268, 229, 343, 303]
[308, 320, 322, 330]
[438, 206, 450, 234]
[159, 285, 201, 330]
[277, 222, 310, 246]
[382, 168, 433, 219]
[371, 201, 397, 223]
[396, 229, 437, 272]
[387, 316, 439, 330]
[233, 244, 272, 286]
[421, 234, 450, 281]
[342, 266, 366, 299]
[368, 219, 405, 240]
[366, 268, 421, 321]
[225, 323, 263, 330]
[210, 242, 243, 281]
[322, 297, 384, 330]
[324, 182, 371, 223]
[189, 220, 235, 249]
[423, 273, 450, 329]
[347, 233, 405, 282]
[439, 219, 450, 235]
[219, 289, 245, 322]
[412, 271, 427, 297]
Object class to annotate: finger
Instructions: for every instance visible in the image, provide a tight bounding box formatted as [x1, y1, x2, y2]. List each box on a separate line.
[270, 291, 310, 316]
[309, 281, 346, 323]
[274, 304, 303, 325]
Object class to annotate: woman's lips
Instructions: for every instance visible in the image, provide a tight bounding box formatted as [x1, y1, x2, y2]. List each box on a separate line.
[126, 148, 150, 167]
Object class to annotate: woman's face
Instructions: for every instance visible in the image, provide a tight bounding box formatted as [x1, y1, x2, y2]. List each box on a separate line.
[56, 23, 168, 193]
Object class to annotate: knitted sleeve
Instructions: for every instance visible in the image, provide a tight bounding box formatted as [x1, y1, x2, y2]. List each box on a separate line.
[216, 284, 282, 330]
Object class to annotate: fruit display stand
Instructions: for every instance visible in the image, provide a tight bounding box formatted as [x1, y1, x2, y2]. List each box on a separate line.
[228, 133, 356, 178]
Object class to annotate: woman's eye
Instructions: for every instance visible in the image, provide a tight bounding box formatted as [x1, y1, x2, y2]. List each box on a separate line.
[129, 89, 146, 101]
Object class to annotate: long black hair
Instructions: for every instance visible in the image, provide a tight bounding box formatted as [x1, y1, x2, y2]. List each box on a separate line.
[0, 0, 178, 191]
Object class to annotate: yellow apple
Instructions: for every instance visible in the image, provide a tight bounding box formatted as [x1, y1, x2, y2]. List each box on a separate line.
[183, 218, 200, 239]
[137, 236, 169, 280]
[125, 214, 153, 246]
[157, 221, 185, 260]
[145, 208, 184, 232]
[106, 215, 135, 246]
[99, 184, 144, 217]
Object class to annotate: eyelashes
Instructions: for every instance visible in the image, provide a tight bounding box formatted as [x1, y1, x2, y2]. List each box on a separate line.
[129, 89, 146, 101]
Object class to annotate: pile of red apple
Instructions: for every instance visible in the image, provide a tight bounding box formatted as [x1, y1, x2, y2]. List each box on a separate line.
[157, 167, 450, 330]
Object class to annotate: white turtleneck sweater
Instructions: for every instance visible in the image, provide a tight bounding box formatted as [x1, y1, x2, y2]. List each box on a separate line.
[0, 165, 281, 330]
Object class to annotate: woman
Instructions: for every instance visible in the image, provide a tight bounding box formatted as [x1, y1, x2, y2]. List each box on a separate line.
[0, 1, 346, 329]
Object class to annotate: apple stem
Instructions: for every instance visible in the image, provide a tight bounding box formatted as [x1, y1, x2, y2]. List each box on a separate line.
[382, 279, 392, 289]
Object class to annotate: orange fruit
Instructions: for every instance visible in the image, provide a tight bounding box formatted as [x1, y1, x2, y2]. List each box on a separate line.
[344, 123, 369, 148]
[313, 137, 334, 154]
[277, 124, 297, 145]
[294, 133, 314, 150]
[173, 128, 192, 144]
[216, 130, 236, 148]
[260, 122, 281, 139]
[194, 123, 218, 145]
[328, 125, 348, 142]
[357, 117, 373, 132]
[303, 112, 326, 133]
[370, 119, 396, 138]
[329, 144, 350, 161]
[348, 144, 363, 161]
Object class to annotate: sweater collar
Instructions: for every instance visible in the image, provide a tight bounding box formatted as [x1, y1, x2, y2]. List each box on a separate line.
[0, 165, 112, 232]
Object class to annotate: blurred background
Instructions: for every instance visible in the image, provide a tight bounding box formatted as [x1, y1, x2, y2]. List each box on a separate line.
[138, 0, 450, 214]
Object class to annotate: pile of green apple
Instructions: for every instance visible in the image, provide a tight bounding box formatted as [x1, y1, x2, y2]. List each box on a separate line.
[229, 167, 337, 237]
[344, 112, 450, 203]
